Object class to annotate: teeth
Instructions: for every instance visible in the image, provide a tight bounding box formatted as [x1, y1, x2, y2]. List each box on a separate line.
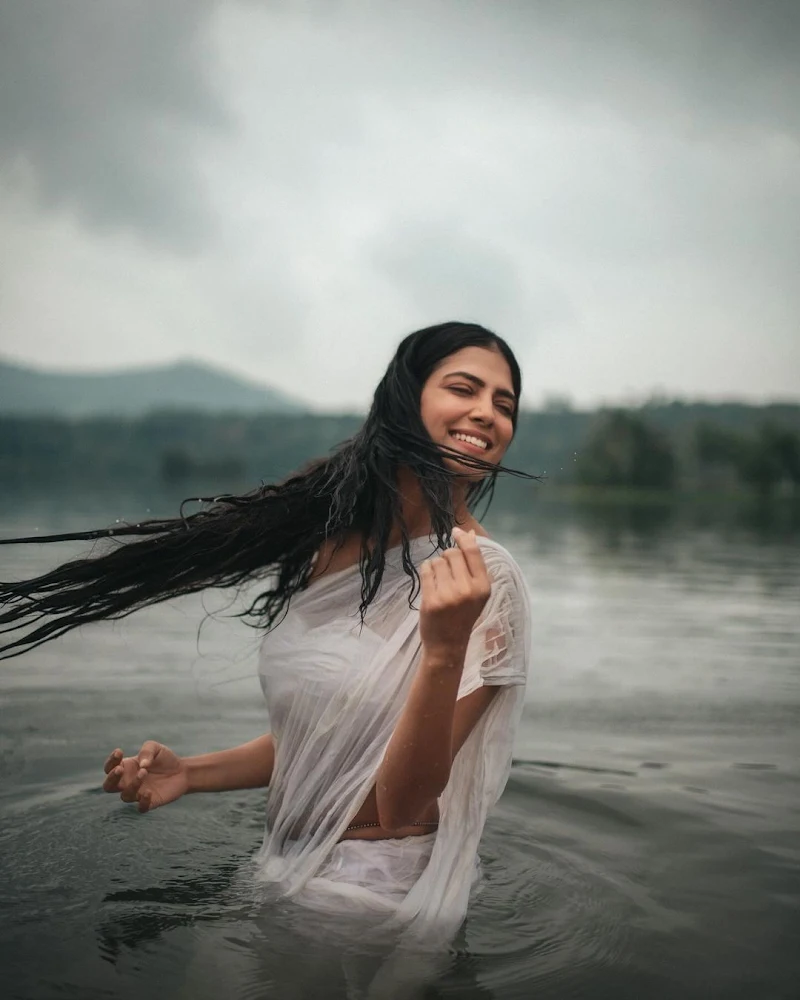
[451, 432, 489, 450]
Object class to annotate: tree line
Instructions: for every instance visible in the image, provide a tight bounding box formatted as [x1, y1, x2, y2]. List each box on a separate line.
[1, 402, 799, 498]
[576, 410, 800, 498]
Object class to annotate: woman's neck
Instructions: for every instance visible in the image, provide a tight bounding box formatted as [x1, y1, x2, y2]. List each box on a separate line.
[392, 468, 478, 543]
[311, 470, 486, 583]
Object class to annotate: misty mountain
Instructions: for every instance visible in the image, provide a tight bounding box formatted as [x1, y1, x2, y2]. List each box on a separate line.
[0, 357, 307, 416]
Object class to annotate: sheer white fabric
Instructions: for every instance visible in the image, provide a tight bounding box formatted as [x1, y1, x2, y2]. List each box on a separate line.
[254, 534, 531, 948]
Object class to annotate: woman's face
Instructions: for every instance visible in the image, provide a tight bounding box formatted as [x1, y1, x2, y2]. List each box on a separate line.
[419, 345, 517, 476]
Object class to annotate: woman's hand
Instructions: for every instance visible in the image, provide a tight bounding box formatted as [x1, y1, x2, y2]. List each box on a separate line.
[419, 527, 491, 664]
[102, 741, 190, 813]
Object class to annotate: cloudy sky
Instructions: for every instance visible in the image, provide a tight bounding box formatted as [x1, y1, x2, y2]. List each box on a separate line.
[1, 0, 798, 411]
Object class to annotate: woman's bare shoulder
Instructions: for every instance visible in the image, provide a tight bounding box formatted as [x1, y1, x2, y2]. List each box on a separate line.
[307, 534, 361, 585]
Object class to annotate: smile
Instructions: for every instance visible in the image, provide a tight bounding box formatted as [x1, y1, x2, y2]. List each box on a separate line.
[449, 431, 491, 451]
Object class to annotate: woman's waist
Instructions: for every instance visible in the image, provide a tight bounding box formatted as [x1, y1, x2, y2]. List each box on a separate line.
[338, 787, 439, 842]
[267, 784, 439, 844]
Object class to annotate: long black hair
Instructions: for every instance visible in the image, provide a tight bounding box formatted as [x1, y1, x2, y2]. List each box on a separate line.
[0, 321, 533, 659]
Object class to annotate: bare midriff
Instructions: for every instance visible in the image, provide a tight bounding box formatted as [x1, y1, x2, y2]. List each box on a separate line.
[338, 784, 439, 841]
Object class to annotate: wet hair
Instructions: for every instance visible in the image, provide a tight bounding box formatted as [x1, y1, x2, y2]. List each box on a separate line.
[0, 321, 533, 659]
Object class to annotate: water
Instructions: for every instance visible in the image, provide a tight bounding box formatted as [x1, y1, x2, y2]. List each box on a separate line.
[1, 491, 799, 999]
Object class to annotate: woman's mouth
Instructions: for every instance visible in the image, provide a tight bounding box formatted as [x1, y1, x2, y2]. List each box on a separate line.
[449, 431, 491, 454]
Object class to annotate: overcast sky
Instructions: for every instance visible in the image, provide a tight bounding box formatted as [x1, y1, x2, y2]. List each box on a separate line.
[1, 0, 798, 411]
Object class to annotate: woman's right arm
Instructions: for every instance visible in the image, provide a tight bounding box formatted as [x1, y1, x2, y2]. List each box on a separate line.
[185, 733, 275, 793]
[103, 733, 274, 813]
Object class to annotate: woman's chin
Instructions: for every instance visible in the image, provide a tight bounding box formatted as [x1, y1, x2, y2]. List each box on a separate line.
[441, 455, 493, 480]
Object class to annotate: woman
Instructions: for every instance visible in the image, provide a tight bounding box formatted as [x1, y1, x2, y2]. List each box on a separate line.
[0, 321, 533, 950]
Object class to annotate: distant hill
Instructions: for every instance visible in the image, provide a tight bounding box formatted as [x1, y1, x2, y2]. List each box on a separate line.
[0, 357, 307, 416]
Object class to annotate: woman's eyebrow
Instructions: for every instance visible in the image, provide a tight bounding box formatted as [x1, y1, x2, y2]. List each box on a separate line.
[442, 370, 517, 405]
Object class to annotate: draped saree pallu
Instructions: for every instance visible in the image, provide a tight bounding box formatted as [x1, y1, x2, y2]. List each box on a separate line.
[254, 535, 532, 948]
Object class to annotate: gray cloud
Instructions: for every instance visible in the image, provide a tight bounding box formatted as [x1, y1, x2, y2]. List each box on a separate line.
[0, 0, 227, 248]
[371, 218, 573, 337]
[372, 222, 522, 326]
[225, 0, 800, 142]
[4, 0, 798, 247]
[0, 0, 797, 406]
[369, 0, 800, 138]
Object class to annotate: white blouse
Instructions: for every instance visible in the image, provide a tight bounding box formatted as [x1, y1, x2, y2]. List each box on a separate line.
[254, 534, 531, 949]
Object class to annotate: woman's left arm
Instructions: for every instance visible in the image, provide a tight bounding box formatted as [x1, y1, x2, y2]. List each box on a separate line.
[375, 528, 498, 832]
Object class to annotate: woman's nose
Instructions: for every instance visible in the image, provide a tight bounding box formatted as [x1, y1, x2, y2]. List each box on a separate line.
[469, 395, 494, 425]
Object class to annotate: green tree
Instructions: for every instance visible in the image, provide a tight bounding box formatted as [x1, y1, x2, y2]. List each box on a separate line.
[694, 420, 800, 498]
[160, 448, 194, 483]
[694, 421, 745, 465]
[737, 423, 800, 498]
[576, 410, 675, 490]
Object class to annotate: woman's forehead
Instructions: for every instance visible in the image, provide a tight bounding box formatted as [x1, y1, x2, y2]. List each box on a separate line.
[432, 345, 514, 389]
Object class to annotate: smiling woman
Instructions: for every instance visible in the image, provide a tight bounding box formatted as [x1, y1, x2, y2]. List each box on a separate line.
[0, 322, 535, 969]
[421, 348, 518, 470]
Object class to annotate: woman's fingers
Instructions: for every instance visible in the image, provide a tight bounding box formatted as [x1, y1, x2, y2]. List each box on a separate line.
[427, 532, 491, 607]
[431, 556, 454, 593]
[441, 547, 468, 586]
[101, 746, 160, 810]
[103, 748, 123, 775]
[452, 527, 482, 574]
[445, 529, 488, 590]
[136, 740, 160, 770]
[119, 766, 148, 803]
[102, 765, 124, 793]
[439, 548, 460, 573]
[453, 528, 491, 591]
[102, 755, 147, 798]
[423, 556, 457, 602]
[420, 559, 436, 600]
[103, 754, 134, 791]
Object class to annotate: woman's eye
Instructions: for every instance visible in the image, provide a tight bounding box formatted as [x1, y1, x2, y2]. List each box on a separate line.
[449, 384, 514, 417]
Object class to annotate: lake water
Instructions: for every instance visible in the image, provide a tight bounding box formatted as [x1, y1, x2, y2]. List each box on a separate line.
[1, 490, 798, 999]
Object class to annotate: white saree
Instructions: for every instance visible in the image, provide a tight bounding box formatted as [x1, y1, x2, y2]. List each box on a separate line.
[254, 534, 531, 949]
